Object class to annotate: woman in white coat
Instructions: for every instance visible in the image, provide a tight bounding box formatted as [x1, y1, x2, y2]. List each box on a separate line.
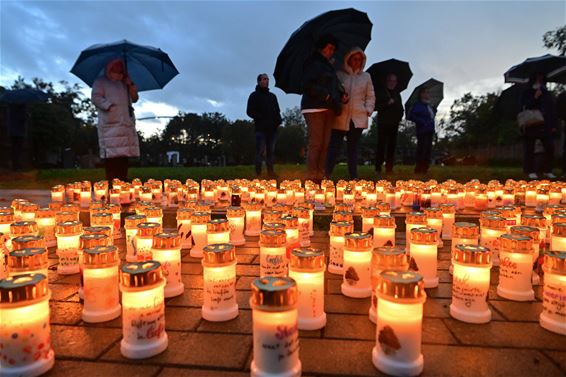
[91, 59, 139, 181]
[325, 47, 375, 179]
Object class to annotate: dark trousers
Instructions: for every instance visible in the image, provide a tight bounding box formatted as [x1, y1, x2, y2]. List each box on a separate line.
[304, 111, 334, 181]
[415, 132, 434, 173]
[375, 122, 398, 172]
[523, 125, 554, 174]
[105, 157, 129, 181]
[255, 131, 277, 175]
[325, 121, 363, 179]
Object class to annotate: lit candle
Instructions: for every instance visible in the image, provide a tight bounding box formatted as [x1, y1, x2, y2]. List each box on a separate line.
[151, 233, 184, 297]
[343, 187, 355, 206]
[190, 212, 211, 258]
[342, 232, 373, 298]
[545, 205, 564, 240]
[259, 229, 288, 277]
[125, 214, 147, 262]
[497, 205, 521, 232]
[226, 206, 246, 246]
[373, 215, 396, 248]
[288, 247, 326, 330]
[83, 226, 112, 241]
[250, 276, 301, 377]
[372, 270, 426, 377]
[82, 245, 121, 322]
[540, 250, 566, 335]
[551, 223, 566, 252]
[1, 233, 8, 279]
[12, 199, 29, 221]
[244, 202, 262, 237]
[502, 188, 515, 206]
[262, 209, 282, 229]
[497, 233, 534, 301]
[314, 190, 325, 210]
[525, 185, 537, 207]
[521, 214, 548, 246]
[410, 227, 439, 288]
[439, 204, 455, 240]
[109, 188, 120, 204]
[79, 233, 111, 299]
[405, 212, 427, 253]
[55, 220, 83, 275]
[80, 185, 92, 208]
[19, 202, 38, 222]
[0, 211, 14, 237]
[369, 247, 409, 324]
[35, 208, 57, 248]
[201, 243, 238, 321]
[0, 273, 54, 376]
[332, 210, 354, 223]
[293, 207, 310, 247]
[119, 261, 168, 359]
[134, 222, 162, 261]
[549, 186, 562, 205]
[144, 206, 163, 228]
[480, 216, 507, 266]
[511, 225, 543, 285]
[281, 215, 300, 259]
[450, 245, 492, 323]
[94, 181, 108, 202]
[207, 218, 231, 245]
[140, 186, 153, 202]
[11, 235, 45, 251]
[51, 184, 65, 202]
[536, 187, 549, 211]
[361, 206, 379, 233]
[176, 208, 194, 249]
[424, 207, 444, 247]
[90, 212, 114, 240]
[7, 247, 49, 279]
[305, 201, 315, 237]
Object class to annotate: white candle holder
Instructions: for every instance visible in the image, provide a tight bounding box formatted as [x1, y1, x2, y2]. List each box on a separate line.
[134, 222, 162, 261]
[342, 232, 373, 298]
[202, 243, 238, 322]
[90, 213, 114, 240]
[540, 251, 566, 335]
[51, 185, 65, 202]
[410, 227, 439, 288]
[55, 221, 83, 275]
[497, 234, 535, 301]
[35, 208, 57, 248]
[176, 208, 194, 250]
[190, 212, 211, 258]
[244, 202, 262, 237]
[7, 247, 49, 279]
[227, 206, 246, 246]
[405, 212, 427, 254]
[328, 221, 354, 275]
[361, 206, 379, 233]
[480, 216, 507, 266]
[424, 207, 444, 247]
[125, 215, 147, 262]
[259, 229, 288, 277]
[294, 207, 311, 247]
[151, 233, 184, 298]
[373, 215, 396, 248]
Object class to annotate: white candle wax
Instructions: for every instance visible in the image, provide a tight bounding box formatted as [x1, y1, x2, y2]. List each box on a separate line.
[373, 227, 396, 248]
[56, 234, 81, 274]
[190, 224, 208, 257]
[152, 248, 184, 297]
[202, 264, 238, 321]
[227, 216, 246, 245]
[82, 266, 121, 322]
[540, 270, 566, 335]
[342, 249, 372, 298]
[450, 264, 491, 323]
[410, 243, 439, 288]
[288, 270, 325, 330]
[497, 251, 534, 301]
[260, 245, 288, 277]
[245, 211, 262, 236]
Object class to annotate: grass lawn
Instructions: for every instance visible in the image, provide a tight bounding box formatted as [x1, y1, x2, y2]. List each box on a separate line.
[0, 164, 536, 190]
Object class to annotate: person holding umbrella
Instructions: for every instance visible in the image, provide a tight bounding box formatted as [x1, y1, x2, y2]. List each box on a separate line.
[91, 59, 139, 181]
[325, 47, 375, 179]
[408, 87, 436, 174]
[301, 34, 347, 183]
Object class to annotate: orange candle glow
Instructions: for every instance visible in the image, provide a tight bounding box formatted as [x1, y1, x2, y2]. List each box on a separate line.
[540, 251, 566, 335]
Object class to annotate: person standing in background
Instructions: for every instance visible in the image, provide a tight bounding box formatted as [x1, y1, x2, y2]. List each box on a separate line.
[246, 73, 282, 178]
[408, 87, 436, 174]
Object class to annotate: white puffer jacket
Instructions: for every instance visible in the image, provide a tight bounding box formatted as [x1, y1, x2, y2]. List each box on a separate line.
[91, 77, 140, 159]
[333, 47, 375, 131]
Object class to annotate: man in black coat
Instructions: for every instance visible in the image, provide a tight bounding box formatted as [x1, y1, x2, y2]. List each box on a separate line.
[246, 73, 282, 178]
[374, 74, 404, 174]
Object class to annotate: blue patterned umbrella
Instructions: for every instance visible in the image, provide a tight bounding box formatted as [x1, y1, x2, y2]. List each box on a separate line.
[504, 54, 566, 84]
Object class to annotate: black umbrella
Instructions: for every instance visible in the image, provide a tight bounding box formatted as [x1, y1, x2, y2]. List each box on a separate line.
[274, 8, 373, 94]
[492, 84, 528, 121]
[405, 78, 444, 117]
[0, 88, 49, 105]
[366, 59, 413, 92]
[504, 54, 566, 84]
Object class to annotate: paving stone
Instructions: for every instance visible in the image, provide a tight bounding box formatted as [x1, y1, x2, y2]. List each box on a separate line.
[100, 332, 252, 369]
[166, 289, 204, 307]
[324, 313, 374, 340]
[425, 283, 452, 299]
[422, 345, 564, 377]
[326, 278, 342, 294]
[437, 260, 451, 270]
[51, 325, 122, 359]
[181, 274, 203, 289]
[50, 301, 83, 325]
[158, 368, 248, 377]
[81, 315, 122, 329]
[197, 309, 252, 334]
[237, 246, 259, 255]
[181, 262, 203, 275]
[421, 318, 458, 345]
[325, 294, 371, 315]
[236, 254, 256, 264]
[438, 270, 452, 283]
[236, 276, 256, 291]
[424, 298, 451, 318]
[543, 351, 566, 374]
[300, 329, 322, 338]
[181, 254, 202, 263]
[50, 284, 78, 301]
[236, 264, 260, 276]
[165, 307, 202, 331]
[236, 291, 252, 309]
[490, 301, 543, 322]
[443, 319, 566, 350]
[44, 360, 160, 377]
[54, 274, 81, 285]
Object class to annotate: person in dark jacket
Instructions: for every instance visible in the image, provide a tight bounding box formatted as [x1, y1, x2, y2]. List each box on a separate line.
[246, 73, 282, 178]
[374, 74, 404, 174]
[301, 34, 347, 183]
[408, 87, 436, 174]
[521, 73, 557, 179]
[6, 104, 27, 171]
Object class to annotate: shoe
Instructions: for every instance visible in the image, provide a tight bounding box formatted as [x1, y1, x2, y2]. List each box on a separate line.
[543, 172, 557, 179]
[527, 173, 538, 180]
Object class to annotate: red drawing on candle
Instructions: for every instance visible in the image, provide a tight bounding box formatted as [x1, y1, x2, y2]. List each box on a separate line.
[500, 257, 517, 270]
[275, 324, 298, 340]
[345, 267, 360, 286]
[378, 325, 401, 355]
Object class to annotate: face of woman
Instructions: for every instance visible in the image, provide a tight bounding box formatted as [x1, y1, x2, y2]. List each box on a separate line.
[320, 43, 336, 60]
[348, 53, 363, 71]
[108, 70, 124, 81]
[420, 89, 430, 102]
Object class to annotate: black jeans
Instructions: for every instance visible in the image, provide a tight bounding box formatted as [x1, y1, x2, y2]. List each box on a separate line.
[105, 157, 129, 181]
[415, 132, 434, 173]
[375, 122, 398, 172]
[523, 125, 554, 174]
[325, 121, 364, 179]
[255, 131, 276, 175]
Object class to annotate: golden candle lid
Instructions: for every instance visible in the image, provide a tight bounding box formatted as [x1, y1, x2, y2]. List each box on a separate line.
[20, 202, 38, 214]
[61, 203, 80, 213]
[83, 245, 119, 268]
[551, 213, 566, 224]
[344, 232, 372, 250]
[333, 210, 354, 222]
[453, 222, 479, 238]
[176, 208, 194, 221]
[303, 201, 315, 210]
[243, 201, 262, 211]
[207, 218, 229, 232]
[273, 203, 291, 214]
[191, 211, 211, 224]
[361, 206, 379, 218]
[480, 216, 507, 230]
[8, 248, 48, 270]
[104, 203, 121, 214]
[480, 210, 503, 220]
[453, 245, 492, 265]
[376, 202, 391, 212]
[521, 214, 547, 228]
[56, 211, 80, 223]
[136, 222, 162, 237]
[83, 226, 112, 237]
[56, 220, 83, 235]
[152, 232, 181, 249]
[0, 273, 49, 304]
[543, 251, 566, 274]
[373, 215, 396, 228]
[48, 202, 63, 212]
[120, 261, 163, 288]
[290, 247, 325, 271]
[424, 208, 443, 219]
[202, 243, 236, 265]
[510, 225, 540, 241]
[90, 201, 105, 211]
[260, 229, 286, 247]
[51, 184, 65, 193]
[90, 206, 109, 216]
[406, 212, 427, 225]
[330, 221, 354, 236]
[498, 233, 533, 253]
[496, 205, 521, 218]
[293, 207, 310, 218]
[552, 223, 566, 237]
[80, 233, 110, 249]
[335, 202, 354, 212]
[263, 222, 286, 231]
[439, 203, 456, 214]
[144, 206, 163, 218]
[11, 199, 29, 210]
[263, 210, 282, 222]
[10, 221, 38, 235]
[410, 227, 438, 243]
[35, 207, 55, 219]
[125, 214, 147, 229]
[226, 206, 245, 218]
[280, 215, 298, 228]
[90, 212, 113, 226]
[0, 211, 14, 223]
[543, 204, 563, 216]
[250, 276, 297, 311]
[12, 235, 45, 250]
[376, 270, 426, 301]
[372, 247, 409, 270]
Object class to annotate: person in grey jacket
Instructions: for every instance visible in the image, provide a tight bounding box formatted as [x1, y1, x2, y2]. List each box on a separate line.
[91, 58, 139, 181]
[325, 47, 375, 179]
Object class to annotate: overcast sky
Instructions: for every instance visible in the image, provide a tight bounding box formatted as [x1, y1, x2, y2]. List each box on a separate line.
[1, 0, 564, 136]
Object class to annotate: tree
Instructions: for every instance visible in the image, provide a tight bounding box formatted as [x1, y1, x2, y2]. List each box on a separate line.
[222, 119, 255, 165]
[543, 25, 566, 56]
[275, 107, 307, 163]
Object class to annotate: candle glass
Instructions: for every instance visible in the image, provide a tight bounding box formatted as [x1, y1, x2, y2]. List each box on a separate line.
[125, 215, 147, 262]
[540, 251, 566, 335]
[55, 221, 83, 275]
[342, 232, 373, 298]
[7, 247, 49, 279]
[190, 211, 211, 258]
[151, 233, 184, 297]
[202, 243, 238, 321]
[328, 221, 354, 275]
[497, 234, 535, 301]
[480, 216, 507, 266]
[244, 203, 262, 237]
[373, 215, 396, 248]
[259, 229, 288, 277]
[410, 228, 439, 288]
[227, 207, 246, 246]
[405, 212, 427, 253]
[176, 208, 194, 250]
[134, 222, 162, 261]
[207, 218, 231, 245]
